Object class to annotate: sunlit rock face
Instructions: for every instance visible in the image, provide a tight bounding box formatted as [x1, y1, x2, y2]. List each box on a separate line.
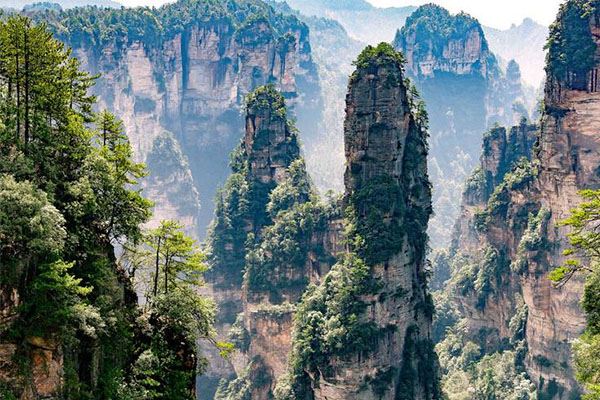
[285, 44, 439, 400]
[446, 2, 600, 398]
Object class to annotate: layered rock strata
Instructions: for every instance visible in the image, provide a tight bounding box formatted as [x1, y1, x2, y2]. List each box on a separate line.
[394, 4, 529, 247]
[206, 85, 340, 399]
[35, 1, 321, 237]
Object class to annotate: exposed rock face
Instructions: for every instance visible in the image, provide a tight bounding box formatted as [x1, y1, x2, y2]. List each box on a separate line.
[0, 339, 63, 400]
[397, 19, 490, 78]
[285, 44, 439, 400]
[38, 1, 321, 237]
[205, 86, 340, 399]
[446, 2, 600, 397]
[394, 4, 529, 248]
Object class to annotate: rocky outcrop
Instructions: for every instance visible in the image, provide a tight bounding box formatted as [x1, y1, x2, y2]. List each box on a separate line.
[205, 86, 340, 399]
[445, 2, 600, 397]
[395, 8, 491, 79]
[0, 338, 63, 400]
[283, 43, 439, 400]
[37, 0, 321, 237]
[393, 4, 530, 248]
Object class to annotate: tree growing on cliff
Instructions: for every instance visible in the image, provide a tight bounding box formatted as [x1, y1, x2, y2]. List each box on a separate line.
[144, 220, 207, 298]
[550, 189, 600, 398]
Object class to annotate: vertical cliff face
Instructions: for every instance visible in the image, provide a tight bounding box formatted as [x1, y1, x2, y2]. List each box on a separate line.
[282, 43, 439, 400]
[393, 4, 529, 248]
[443, 2, 600, 398]
[205, 85, 340, 399]
[36, 0, 321, 237]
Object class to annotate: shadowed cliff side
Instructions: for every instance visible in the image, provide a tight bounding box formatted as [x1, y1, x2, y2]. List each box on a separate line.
[394, 4, 531, 248]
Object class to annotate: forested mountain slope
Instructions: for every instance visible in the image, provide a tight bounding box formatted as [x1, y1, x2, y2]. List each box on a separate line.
[281, 43, 439, 400]
[0, 16, 215, 400]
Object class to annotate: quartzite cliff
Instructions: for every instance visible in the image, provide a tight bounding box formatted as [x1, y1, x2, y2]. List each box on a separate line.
[442, 1, 600, 398]
[205, 85, 341, 399]
[283, 43, 440, 400]
[394, 4, 530, 248]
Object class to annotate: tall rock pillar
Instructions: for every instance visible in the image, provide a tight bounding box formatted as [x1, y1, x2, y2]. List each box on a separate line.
[285, 43, 440, 400]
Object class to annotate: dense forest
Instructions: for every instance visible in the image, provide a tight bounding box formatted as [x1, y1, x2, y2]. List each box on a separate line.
[2, 0, 600, 400]
[0, 16, 218, 399]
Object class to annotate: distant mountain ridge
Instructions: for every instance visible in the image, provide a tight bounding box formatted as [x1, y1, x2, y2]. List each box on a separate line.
[484, 18, 548, 87]
[393, 3, 531, 247]
[2, 0, 121, 9]
[285, 0, 416, 43]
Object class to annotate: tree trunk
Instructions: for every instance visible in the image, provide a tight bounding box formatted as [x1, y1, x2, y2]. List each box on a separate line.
[23, 24, 30, 149]
[153, 237, 161, 298]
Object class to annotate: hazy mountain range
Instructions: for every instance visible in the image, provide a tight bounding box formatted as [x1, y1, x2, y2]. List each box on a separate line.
[12, 0, 549, 88]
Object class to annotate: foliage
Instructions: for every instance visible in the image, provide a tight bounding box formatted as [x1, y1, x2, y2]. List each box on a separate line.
[353, 42, 405, 69]
[0, 16, 214, 399]
[511, 208, 552, 274]
[208, 85, 301, 289]
[31, 0, 308, 56]
[394, 4, 487, 64]
[464, 166, 486, 200]
[119, 223, 216, 400]
[145, 132, 200, 216]
[245, 200, 331, 298]
[267, 159, 312, 217]
[245, 158, 336, 299]
[475, 158, 537, 231]
[397, 325, 441, 400]
[144, 220, 208, 298]
[573, 332, 600, 399]
[0, 175, 66, 270]
[448, 247, 508, 310]
[550, 190, 600, 285]
[545, 0, 598, 86]
[437, 321, 537, 400]
[228, 313, 251, 353]
[545, 189, 600, 398]
[284, 253, 384, 394]
[345, 175, 405, 265]
[245, 83, 288, 119]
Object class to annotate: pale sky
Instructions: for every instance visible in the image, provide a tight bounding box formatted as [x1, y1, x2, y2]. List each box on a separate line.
[368, 0, 565, 29]
[117, 0, 565, 30]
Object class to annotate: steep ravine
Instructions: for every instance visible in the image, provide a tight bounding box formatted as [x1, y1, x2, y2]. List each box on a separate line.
[203, 85, 341, 399]
[394, 4, 531, 248]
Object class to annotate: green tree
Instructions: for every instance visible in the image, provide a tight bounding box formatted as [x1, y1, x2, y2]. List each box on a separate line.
[0, 16, 215, 399]
[88, 110, 152, 243]
[119, 221, 222, 400]
[144, 220, 207, 298]
[550, 189, 600, 398]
